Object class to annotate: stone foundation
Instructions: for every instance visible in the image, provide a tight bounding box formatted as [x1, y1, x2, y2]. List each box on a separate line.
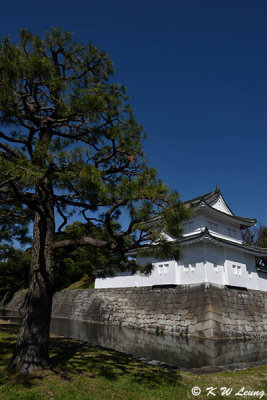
[1, 284, 267, 338]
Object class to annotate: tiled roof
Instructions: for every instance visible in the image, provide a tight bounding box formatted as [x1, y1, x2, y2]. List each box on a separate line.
[185, 186, 256, 226]
[179, 228, 267, 256]
[184, 186, 222, 207]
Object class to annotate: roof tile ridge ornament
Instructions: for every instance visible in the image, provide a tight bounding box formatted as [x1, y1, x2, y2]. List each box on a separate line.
[198, 226, 210, 237]
[204, 226, 210, 234]
[202, 226, 212, 239]
[198, 226, 212, 242]
[201, 200, 208, 207]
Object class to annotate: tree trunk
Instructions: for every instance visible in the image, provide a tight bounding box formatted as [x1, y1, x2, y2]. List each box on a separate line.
[9, 200, 55, 375]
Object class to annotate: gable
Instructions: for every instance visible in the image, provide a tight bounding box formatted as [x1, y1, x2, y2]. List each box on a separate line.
[209, 195, 233, 216]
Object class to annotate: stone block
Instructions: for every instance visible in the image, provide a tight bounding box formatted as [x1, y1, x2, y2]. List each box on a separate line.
[1, 284, 267, 339]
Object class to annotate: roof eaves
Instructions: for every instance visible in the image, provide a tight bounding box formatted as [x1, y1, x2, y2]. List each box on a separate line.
[179, 229, 267, 256]
[194, 201, 257, 226]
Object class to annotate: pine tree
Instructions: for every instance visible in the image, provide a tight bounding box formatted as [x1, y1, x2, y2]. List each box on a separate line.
[0, 28, 190, 374]
[242, 225, 267, 268]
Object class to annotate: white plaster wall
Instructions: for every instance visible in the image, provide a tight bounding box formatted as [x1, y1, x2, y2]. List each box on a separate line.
[258, 272, 267, 291]
[177, 243, 205, 285]
[95, 241, 267, 291]
[209, 195, 232, 215]
[201, 215, 242, 242]
[182, 213, 242, 243]
[178, 243, 225, 286]
[177, 262, 205, 285]
[181, 216, 204, 236]
[95, 271, 138, 288]
[224, 248, 263, 290]
[95, 260, 177, 288]
[243, 254, 259, 291]
[204, 243, 225, 285]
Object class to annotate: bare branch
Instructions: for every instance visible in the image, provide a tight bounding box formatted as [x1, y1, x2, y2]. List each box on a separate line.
[56, 202, 68, 232]
[0, 143, 20, 159]
[53, 236, 116, 249]
[0, 131, 27, 144]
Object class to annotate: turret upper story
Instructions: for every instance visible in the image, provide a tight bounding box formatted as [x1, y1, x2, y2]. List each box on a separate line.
[181, 187, 257, 244]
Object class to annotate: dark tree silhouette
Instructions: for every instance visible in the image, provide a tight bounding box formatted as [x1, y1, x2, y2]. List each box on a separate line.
[242, 225, 267, 268]
[0, 28, 189, 374]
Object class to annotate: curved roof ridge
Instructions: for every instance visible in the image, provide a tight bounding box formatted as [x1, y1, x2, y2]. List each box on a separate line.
[184, 187, 220, 206]
[185, 186, 256, 223]
[194, 201, 257, 226]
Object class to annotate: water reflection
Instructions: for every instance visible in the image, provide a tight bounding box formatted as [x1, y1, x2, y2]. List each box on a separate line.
[1, 309, 267, 369]
[50, 318, 267, 369]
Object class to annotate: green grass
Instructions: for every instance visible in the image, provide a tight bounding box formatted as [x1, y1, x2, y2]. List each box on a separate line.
[65, 276, 94, 290]
[0, 324, 266, 400]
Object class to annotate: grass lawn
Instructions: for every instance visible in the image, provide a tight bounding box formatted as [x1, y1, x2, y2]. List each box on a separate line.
[0, 324, 266, 400]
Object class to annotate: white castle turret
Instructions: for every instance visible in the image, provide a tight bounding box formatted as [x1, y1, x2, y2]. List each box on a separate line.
[95, 187, 267, 291]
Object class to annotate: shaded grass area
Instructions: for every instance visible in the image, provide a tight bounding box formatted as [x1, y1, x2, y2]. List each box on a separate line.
[66, 276, 94, 290]
[0, 324, 266, 400]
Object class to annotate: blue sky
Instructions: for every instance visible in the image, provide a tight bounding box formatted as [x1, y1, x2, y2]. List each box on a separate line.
[1, 1, 267, 225]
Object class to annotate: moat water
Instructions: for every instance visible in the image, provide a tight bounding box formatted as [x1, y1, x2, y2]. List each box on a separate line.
[1, 310, 267, 369]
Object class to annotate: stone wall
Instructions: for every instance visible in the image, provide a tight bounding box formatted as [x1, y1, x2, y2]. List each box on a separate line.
[1, 283, 267, 338]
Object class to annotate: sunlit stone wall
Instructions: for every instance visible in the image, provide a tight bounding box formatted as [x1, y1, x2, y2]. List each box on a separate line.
[1, 283, 267, 338]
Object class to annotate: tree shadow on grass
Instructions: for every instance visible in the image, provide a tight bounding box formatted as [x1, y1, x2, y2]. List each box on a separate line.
[0, 325, 183, 389]
[0, 324, 53, 389]
[0, 324, 40, 388]
[0, 324, 18, 371]
[49, 336, 183, 389]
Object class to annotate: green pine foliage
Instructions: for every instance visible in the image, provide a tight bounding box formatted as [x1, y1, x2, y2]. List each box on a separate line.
[54, 221, 137, 290]
[0, 246, 30, 295]
[0, 220, 151, 294]
[0, 27, 190, 275]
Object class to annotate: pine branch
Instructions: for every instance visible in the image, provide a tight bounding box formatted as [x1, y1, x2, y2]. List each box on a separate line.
[53, 236, 116, 250]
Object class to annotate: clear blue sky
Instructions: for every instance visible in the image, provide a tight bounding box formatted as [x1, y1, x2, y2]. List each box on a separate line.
[1, 1, 267, 224]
